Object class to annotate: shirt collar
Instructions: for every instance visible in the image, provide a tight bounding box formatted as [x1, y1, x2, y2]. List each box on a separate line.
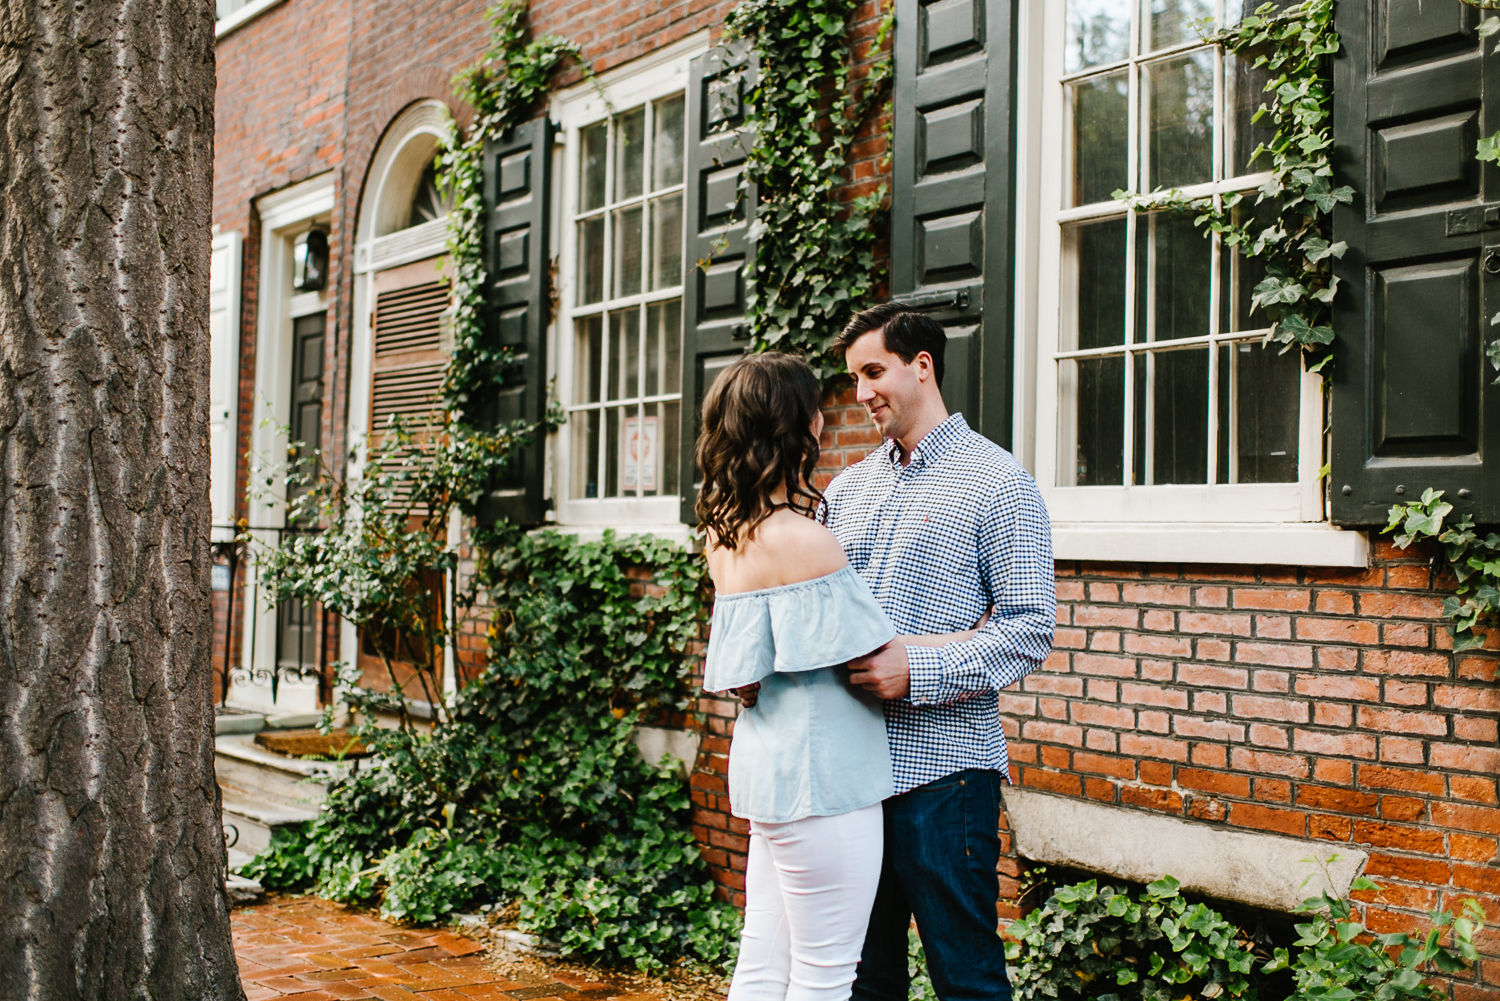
[883, 412, 969, 469]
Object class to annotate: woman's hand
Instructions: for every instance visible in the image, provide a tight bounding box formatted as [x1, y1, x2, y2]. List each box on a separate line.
[733, 682, 760, 708]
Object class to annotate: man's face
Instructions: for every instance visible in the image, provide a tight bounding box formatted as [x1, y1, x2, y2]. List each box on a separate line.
[844, 328, 930, 441]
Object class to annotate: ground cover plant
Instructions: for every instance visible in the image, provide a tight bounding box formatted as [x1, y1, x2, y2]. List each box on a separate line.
[244, 527, 739, 972]
[991, 866, 1483, 1001]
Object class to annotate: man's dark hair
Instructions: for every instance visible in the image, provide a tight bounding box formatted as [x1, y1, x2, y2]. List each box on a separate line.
[833, 302, 946, 388]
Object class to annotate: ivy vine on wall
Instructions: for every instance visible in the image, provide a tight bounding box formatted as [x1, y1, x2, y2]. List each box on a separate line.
[727, 0, 894, 382]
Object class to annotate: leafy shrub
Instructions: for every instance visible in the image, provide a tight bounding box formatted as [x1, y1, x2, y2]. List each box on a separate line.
[243, 529, 741, 972]
[999, 868, 1486, 1001]
[1005, 876, 1259, 1001]
[1266, 873, 1483, 1000]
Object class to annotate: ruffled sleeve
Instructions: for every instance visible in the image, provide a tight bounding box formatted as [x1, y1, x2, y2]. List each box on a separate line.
[703, 566, 896, 692]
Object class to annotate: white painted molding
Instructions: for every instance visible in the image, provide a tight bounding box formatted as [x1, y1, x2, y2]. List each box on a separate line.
[538, 523, 693, 548]
[257, 171, 336, 232]
[1052, 521, 1370, 568]
[215, 0, 286, 40]
[1004, 787, 1368, 913]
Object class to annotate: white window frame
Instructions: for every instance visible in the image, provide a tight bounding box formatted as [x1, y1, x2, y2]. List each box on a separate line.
[547, 32, 707, 537]
[235, 171, 335, 714]
[1024, 1, 1365, 567]
[209, 228, 243, 544]
[215, 0, 286, 39]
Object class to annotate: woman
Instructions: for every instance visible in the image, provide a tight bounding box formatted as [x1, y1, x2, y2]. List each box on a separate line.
[698, 352, 978, 1001]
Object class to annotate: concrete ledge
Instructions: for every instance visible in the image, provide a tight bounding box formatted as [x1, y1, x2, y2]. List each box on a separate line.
[1004, 787, 1368, 913]
[1051, 522, 1370, 568]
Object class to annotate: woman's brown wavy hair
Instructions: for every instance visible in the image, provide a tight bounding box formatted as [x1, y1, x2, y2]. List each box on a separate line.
[695, 352, 823, 551]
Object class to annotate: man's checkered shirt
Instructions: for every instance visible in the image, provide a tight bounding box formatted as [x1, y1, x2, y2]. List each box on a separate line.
[820, 412, 1056, 794]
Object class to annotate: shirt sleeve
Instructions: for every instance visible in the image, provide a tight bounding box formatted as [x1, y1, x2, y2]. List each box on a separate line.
[904, 473, 1056, 707]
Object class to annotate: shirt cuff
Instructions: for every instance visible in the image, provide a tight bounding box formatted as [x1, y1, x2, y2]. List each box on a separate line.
[905, 645, 945, 706]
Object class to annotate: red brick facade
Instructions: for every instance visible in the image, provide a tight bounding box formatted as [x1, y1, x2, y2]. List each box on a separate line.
[217, 2, 1500, 991]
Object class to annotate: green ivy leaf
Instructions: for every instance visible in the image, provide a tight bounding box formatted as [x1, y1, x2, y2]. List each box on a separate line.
[1479, 130, 1500, 164]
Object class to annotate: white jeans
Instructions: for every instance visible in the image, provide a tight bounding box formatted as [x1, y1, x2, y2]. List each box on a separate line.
[728, 803, 885, 1001]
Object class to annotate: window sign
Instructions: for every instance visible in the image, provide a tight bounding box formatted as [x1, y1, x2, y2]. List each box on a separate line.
[622, 415, 659, 492]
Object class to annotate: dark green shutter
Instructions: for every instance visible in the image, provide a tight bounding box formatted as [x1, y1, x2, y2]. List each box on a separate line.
[479, 117, 553, 525]
[1330, 0, 1500, 524]
[677, 43, 758, 525]
[890, 0, 1018, 447]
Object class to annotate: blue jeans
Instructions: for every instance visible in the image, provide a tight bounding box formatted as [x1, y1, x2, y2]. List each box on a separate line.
[850, 769, 1013, 1001]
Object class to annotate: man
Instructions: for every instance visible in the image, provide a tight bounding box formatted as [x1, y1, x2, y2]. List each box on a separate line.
[824, 303, 1055, 1001]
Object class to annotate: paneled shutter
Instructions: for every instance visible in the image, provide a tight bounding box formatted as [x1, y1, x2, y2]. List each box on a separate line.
[890, 0, 1019, 447]
[370, 258, 451, 506]
[479, 117, 553, 525]
[1330, 0, 1500, 524]
[677, 42, 759, 525]
[208, 231, 242, 542]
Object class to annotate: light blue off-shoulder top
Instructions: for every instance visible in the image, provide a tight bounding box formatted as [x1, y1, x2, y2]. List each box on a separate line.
[703, 566, 897, 824]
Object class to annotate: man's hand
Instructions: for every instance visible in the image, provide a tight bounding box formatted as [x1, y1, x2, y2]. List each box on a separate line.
[849, 642, 911, 700]
[733, 683, 760, 708]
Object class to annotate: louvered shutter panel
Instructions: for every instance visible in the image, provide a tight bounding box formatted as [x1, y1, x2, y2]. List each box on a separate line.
[370, 258, 451, 507]
[677, 43, 758, 524]
[208, 231, 242, 542]
[479, 117, 553, 525]
[890, 0, 1019, 447]
[1330, 1, 1500, 524]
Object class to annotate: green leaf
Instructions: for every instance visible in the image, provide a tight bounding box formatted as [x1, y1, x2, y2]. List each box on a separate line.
[1479, 131, 1500, 164]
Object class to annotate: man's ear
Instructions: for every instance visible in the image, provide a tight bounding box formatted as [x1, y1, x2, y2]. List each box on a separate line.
[914, 350, 935, 382]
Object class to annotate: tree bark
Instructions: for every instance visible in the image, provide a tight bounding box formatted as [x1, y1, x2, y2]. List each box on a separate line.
[0, 2, 242, 999]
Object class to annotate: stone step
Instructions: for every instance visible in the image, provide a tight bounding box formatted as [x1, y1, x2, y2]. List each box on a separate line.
[224, 847, 264, 904]
[222, 791, 320, 858]
[214, 733, 338, 809]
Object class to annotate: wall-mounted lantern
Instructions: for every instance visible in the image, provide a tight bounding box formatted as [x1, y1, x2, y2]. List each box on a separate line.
[292, 228, 329, 292]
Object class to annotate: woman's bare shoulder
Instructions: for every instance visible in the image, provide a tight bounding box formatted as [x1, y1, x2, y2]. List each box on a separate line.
[714, 512, 848, 593]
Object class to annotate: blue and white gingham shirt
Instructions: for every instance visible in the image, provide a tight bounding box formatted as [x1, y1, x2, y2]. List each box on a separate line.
[820, 412, 1056, 794]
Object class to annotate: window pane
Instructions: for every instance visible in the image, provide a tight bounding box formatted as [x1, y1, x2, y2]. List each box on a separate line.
[1060, 356, 1126, 486]
[607, 308, 641, 401]
[1219, 199, 1275, 332]
[1143, 48, 1215, 190]
[649, 193, 684, 290]
[1063, 216, 1128, 351]
[1143, 0, 1213, 53]
[581, 122, 608, 212]
[574, 315, 603, 403]
[604, 406, 624, 497]
[1133, 348, 1208, 485]
[578, 215, 604, 304]
[1069, 70, 1130, 206]
[653, 95, 686, 189]
[645, 299, 682, 397]
[1135, 211, 1211, 343]
[657, 400, 680, 496]
[1217, 341, 1299, 483]
[571, 409, 601, 499]
[1226, 48, 1276, 176]
[615, 107, 646, 201]
[613, 205, 643, 297]
[1065, 0, 1131, 74]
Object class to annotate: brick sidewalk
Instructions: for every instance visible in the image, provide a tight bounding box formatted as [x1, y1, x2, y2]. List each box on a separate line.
[233, 897, 663, 1001]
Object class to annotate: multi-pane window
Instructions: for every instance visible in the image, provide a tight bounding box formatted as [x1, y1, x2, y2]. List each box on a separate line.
[1057, 0, 1301, 489]
[569, 95, 686, 500]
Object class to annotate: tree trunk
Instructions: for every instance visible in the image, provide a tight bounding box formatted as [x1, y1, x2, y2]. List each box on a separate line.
[0, 2, 242, 999]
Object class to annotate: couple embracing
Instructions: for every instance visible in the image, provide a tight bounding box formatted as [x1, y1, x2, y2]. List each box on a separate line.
[698, 303, 1057, 1001]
